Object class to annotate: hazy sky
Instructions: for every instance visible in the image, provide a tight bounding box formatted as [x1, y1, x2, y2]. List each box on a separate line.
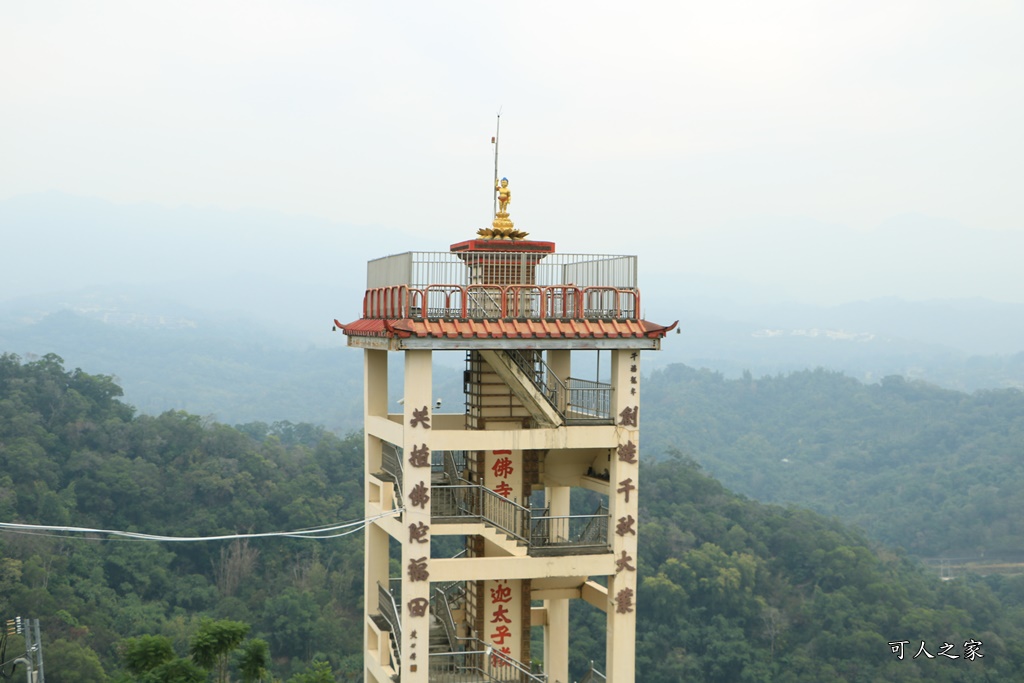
[2, 1, 1022, 305]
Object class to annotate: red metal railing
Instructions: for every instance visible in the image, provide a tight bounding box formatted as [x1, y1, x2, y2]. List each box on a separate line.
[362, 284, 639, 320]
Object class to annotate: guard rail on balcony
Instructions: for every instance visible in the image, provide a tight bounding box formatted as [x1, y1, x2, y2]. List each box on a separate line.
[566, 377, 612, 422]
[363, 284, 639, 321]
[530, 508, 609, 555]
[379, 446, 611, 554]
[432, 485, 531, 544]
[429, 644, 547, 683]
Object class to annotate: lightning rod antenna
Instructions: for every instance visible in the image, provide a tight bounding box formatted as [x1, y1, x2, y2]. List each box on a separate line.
[492, 109, 501, 218]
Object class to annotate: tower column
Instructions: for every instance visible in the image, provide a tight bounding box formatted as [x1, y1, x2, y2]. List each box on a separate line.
[363, 350, 390, 680]
[543, 477, 571, 682]
[401, 350, 433, 682]
[544, 597, 570, 683]
[607, 349, 640, 683]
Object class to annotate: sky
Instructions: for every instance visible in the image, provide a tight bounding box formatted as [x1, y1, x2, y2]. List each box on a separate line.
[2, 1, 1023, 309]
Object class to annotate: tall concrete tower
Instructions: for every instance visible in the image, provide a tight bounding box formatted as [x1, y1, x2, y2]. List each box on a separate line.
[336, 181, 674, 682]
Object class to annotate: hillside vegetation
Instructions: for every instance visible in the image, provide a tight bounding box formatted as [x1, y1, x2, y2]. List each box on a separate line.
[644, 364, 1024, 558]
[2, 354, 1024, 681]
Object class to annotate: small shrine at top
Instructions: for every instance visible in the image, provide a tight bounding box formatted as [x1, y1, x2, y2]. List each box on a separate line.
[335, 129, 676, 683]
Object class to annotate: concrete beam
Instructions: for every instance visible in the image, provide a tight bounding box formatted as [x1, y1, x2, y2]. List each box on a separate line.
[430, 554, 614, 582]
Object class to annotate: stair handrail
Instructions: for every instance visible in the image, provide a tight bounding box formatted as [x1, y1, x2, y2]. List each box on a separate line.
[380, 442, 404, 507]
[377, 581, 402, 670]
[443, 450, 467, 486]
[578, 660, 607, 683]
[503, 350, 567, 416]
[431, 584, 462, 654]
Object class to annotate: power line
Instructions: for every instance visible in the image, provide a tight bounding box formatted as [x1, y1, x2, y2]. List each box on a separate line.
[0, 509, 403, 543]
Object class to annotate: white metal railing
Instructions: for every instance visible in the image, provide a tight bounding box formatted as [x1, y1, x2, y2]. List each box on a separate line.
[530, 512, 610, 552]
[566, 377, 612, 421]
[431, 484, 531, 544]
[430, 645, 547, 683]
[367, 251, 637, 290]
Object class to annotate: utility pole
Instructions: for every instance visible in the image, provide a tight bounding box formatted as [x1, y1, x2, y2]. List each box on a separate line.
[3, 617, 43, 683]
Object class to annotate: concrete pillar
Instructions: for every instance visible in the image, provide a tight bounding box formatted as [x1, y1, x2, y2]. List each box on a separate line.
[363, 349, 390, 679]
[401, 350, 433, 682]
[606, 348, 640, 683]
[544, 597, 570, 683]
[547, 349, 571, 388]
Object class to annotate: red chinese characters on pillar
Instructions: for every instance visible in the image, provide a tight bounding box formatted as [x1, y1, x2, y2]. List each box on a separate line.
[491, 456, 514, 478]
[490, 450, 514, 500]
[488, 579, 515, 667]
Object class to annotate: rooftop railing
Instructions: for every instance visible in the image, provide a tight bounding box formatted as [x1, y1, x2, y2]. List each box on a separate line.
[363, 250, 641, 322]
[368, 251, 637, 290]
[363, 284, 639, 321]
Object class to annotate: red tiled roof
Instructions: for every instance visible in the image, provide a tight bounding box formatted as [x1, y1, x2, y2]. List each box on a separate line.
[335, 318, 677, 340]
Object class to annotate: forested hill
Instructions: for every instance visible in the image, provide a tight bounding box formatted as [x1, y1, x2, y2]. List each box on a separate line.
[643, 364, 1024, 559]
[0, 353, 366, 681]
[632, 455, 1024, 682]
[2, 353, 1024, 682]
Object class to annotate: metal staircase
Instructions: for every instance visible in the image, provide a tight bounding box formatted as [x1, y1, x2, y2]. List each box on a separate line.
[377, 448, 610, 557]
[375, 579, 546, 683]
[477, 350, 613, 426]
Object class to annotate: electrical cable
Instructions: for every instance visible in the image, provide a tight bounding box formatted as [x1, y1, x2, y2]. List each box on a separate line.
[0, 508, 404, 543]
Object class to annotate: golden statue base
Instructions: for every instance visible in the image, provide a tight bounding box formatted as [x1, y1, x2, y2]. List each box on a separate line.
[477, 212, 529, 241]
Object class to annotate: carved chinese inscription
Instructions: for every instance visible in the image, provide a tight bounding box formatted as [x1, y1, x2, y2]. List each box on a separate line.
[619, 406, 638, 427]
[409, 482, 430, 509]
[616, 551, 636, 573]
[617, 440, 637, 464]
[615, 587, 635, 614]
[407, 556, 429, 582]
[616, 515, 637, 536]
[617, 477, 636, 503]
[410, 406, 431, 429]
[407, 597, 429, 617]
[408, 443, 430, 468]
[408, 521, 429, 544]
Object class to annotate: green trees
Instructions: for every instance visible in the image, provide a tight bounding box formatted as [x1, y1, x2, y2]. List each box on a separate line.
[189, 619, 250, 683]
[5, 353, 1024, 681]
[123, 635, 176, 676]
[0, 354, 366, 680]
[236, 638, 270, 683]
[625, 455, 1024, 682]
[643, 364, 1024, 557]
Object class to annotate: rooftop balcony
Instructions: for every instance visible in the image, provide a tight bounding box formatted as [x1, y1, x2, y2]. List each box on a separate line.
[363, 250, 640, 322]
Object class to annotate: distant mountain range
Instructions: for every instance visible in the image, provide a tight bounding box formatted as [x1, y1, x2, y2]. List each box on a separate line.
[2, 191, 1022, 420]
[0, 287, 1021, 434]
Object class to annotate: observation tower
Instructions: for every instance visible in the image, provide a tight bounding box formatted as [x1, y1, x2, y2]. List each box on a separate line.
[335, 176, 674, 683]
